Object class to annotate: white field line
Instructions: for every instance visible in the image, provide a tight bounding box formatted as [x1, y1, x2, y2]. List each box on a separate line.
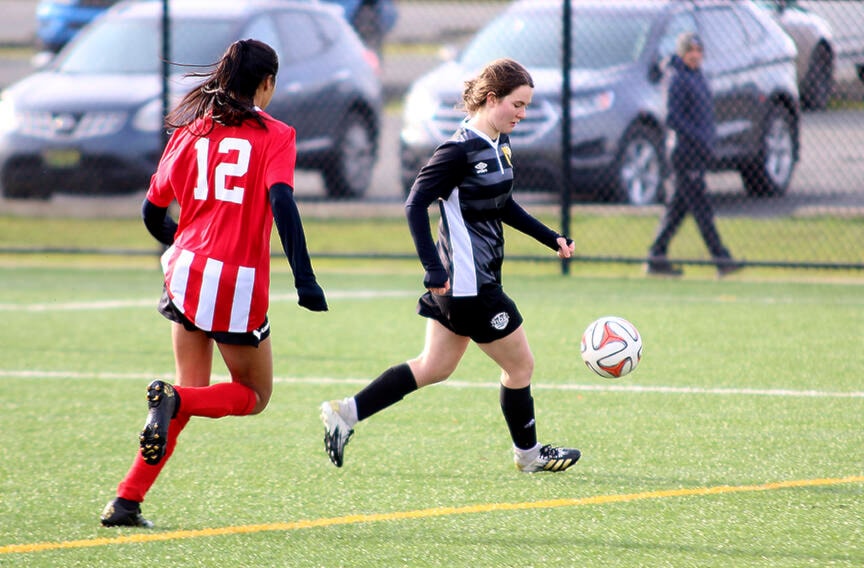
[0, 290, 416, 312]
[3, 288, 864, 312]
[1, 370, 862, 398]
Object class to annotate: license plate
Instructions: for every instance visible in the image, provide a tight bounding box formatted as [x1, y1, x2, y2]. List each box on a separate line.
[41, 149, 81, 168]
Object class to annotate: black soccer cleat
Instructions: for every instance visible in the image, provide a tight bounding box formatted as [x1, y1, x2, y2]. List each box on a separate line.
[100, 498, 154, 528]
[516, 444, 581, 473]
[139, 380, 178, 466]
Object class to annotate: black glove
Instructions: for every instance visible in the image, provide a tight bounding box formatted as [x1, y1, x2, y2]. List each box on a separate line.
[297, 282, 328, 312]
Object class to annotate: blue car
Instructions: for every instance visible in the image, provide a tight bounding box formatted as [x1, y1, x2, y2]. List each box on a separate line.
[36, 0, 397, 52]
[35, 0, 116, 52]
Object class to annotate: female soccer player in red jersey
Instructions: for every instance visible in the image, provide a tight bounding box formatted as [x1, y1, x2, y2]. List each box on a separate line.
[100, 39, 327, 528]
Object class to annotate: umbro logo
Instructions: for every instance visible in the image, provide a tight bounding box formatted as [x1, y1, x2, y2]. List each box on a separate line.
[474, 161, 488, 174]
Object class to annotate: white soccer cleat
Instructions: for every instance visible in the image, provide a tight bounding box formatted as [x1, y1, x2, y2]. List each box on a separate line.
[320, 400, 354, 467]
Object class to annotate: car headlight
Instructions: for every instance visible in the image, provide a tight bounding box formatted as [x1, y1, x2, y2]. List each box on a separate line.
[0, 94, 20, 135]
[571, 90, 615, 118]
[132, 98, 165, 133]
[401, 86, 440, 144]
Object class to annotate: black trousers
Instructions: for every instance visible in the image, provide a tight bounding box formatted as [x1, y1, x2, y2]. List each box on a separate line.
[649, 165, 729, 260]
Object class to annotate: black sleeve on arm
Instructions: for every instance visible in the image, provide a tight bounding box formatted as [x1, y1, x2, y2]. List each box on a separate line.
[141, 198, 178, 246]
[404, 143, 465, 288]
[269, 182, 328, 312]
[500, 197, 567, 251]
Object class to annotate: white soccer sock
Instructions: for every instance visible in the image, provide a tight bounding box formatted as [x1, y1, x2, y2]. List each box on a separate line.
[340, 397, 359, 428]
[513, 442, 541, 464]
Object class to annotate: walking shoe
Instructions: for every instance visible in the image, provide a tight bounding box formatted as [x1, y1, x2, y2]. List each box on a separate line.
[716, 259, 744, 277]
[645, 258, 683, 276]
[515, 444, 581, 473]
[100, 498, 154, 528]
[320, 400, 354, 467]
[139, 380, 178, 466]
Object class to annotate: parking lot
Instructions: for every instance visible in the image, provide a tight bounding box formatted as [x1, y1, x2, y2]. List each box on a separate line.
[1, 0, 863, 217]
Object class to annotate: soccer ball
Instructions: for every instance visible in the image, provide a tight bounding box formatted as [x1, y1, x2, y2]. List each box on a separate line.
[580, 316, 642, 379]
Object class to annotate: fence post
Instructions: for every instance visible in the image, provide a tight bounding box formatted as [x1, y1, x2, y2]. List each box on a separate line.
[560, 0, 572, 275]
[160, 0, 171, 150]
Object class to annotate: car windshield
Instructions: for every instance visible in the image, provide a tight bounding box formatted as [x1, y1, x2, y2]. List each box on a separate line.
[460, 7, 654, 71]
[55, 18, 236, 74]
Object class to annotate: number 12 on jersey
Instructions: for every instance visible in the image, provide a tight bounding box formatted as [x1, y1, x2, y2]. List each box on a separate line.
[193, 137, 252, 204]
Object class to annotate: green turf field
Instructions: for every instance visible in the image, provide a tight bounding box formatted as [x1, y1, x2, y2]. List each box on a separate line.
[0, 259, 862, 567]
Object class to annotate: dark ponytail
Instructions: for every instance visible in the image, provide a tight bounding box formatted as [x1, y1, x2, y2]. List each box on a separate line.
[166, 39, 279, 133]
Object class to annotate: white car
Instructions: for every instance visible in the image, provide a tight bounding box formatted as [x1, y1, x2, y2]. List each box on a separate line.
[756, 0, 864, 110]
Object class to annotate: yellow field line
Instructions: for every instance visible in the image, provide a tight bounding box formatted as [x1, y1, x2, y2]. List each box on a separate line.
[3, 475, 862, 555]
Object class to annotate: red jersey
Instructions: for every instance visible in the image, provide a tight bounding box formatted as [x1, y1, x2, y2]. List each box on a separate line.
[147, 112, 296, 332]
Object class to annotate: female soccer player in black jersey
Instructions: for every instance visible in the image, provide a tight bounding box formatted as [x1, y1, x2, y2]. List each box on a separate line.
[321, 58, 581, 473]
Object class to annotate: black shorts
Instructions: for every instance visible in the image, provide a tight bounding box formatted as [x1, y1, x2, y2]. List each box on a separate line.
[417, 284, 523, 343]
[157, 288, 270, 347]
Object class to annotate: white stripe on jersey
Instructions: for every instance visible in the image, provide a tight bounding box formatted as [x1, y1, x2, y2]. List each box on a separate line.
[160, 244, 173, 275]
[159, 245, 257, 332]
[196, 257, 224, 330]
[441, 188, 478, 296]
[167, 247, 194, 311]
[230, 266, 256, 332]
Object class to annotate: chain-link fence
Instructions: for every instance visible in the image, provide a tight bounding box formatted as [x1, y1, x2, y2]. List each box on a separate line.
[394, 0, 864, 271]
[1, 0, 863, 270]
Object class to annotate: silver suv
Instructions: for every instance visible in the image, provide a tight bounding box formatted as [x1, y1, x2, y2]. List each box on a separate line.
[400, 0, 800, 205]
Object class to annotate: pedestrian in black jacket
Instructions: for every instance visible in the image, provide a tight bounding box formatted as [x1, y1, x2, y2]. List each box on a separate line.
[646, 32, 742, 277]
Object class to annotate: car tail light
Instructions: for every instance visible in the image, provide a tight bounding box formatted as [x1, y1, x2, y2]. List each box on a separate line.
[362, 48, 381, 77]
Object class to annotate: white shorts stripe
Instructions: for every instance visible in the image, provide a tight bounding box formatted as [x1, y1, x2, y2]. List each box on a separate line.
[196, 257, 224, 330]
[230, 266, 255, 332]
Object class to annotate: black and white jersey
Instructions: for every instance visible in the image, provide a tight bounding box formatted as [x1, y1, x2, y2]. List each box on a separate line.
[405, 123, 560, 297]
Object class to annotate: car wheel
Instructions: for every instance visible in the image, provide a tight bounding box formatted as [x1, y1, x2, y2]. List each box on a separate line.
[610, 124, 664, 205]
[741, 105, 796, 197]
[323, 111, 376, 199]
[2, 169, 52, 200]
[801, 43, 833, 111]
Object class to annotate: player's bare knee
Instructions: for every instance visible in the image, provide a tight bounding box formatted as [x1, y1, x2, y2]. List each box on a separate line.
[409, 357, 454, 386]
[247, 388, 272, 414]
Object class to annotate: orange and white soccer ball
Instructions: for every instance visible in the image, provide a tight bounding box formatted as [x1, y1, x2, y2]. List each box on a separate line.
[580, 316, 642, 379]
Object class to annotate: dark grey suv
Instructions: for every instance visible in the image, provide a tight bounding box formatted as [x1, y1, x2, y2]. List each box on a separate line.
[400, 0, 800, 205]
[1, 0, 383, 199]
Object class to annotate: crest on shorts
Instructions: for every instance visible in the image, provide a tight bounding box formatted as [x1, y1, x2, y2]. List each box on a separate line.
[490, 311, 510, 330]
